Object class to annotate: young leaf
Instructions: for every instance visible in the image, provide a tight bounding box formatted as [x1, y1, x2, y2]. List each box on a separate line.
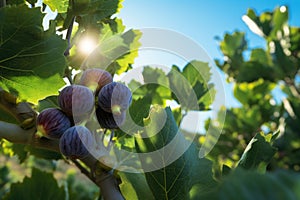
[4, 168, 66, 200]
[0, 6, 67, 104]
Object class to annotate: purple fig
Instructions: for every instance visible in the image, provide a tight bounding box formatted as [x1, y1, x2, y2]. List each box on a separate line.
[59, 126, 95, 159]
[58, 85, 94, 119]
[79, 68, 113, 94]
[98, 82, 132, 116]
[36, 108, 71, 139]
[96, 106, 126, 129]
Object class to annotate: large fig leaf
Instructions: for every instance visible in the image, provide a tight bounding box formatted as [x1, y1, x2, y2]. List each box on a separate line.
[136, 106, 216, 200]
[0, 6, 67, 104]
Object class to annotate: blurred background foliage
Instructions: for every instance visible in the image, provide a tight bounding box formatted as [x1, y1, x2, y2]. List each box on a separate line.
[205, 5, 300, 173]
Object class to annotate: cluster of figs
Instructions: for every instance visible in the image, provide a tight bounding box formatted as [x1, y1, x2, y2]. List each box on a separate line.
[36, 68, 132, 159]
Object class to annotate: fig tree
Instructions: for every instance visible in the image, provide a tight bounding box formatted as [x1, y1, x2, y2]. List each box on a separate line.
[59, 126, 95, 159]
[58, 85, 94, 119]
[98, 82, 132, 116]
[79, 68, 113, 94]
[36, 108, 71, 139]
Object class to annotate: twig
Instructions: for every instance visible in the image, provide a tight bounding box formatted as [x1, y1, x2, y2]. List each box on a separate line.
[64, 16, 75, 57]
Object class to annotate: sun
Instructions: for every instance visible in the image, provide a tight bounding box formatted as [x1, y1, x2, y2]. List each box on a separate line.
[78, 37, 98, 55]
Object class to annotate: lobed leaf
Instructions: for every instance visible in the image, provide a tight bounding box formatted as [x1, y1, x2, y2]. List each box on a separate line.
[0, 6, 67, 104]
[136, 106, 216, 200]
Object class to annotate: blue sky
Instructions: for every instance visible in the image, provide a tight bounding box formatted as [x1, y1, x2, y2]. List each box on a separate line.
[118, 0, 300, 60]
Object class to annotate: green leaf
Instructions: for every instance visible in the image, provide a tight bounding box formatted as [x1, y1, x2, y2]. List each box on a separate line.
[142, 66, 171, 104]
[0, 166, 10, 198]
[168, 61, 214, 110]
[220, 32, 247, 57]
[43, 0, 68, 13]
[233, 79, 276, 105]
[238, 132, 277, 172]
[136, 106, 216, 200]
[119, 172, 155, 200]
[25, 144, 62, 160]
[0, 6, 67, 105]
[4, 168, 66, 200]
[250, 48, 273, 66]
[72, 0, 122, 27]
[37, 95, 59, 112]
[12, 143, 28, 163]
[215, 169, 300, 200]
[182, 60, 211, 85]
[73, 19, 141, 75]
[236, 61, 275, 83]
[7, 0, 25, 5]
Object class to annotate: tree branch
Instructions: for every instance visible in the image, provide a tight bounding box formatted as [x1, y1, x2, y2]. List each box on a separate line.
[81, 156, 124, 200]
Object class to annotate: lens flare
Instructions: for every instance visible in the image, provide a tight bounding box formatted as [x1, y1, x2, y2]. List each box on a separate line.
[78, 37, 97, 55]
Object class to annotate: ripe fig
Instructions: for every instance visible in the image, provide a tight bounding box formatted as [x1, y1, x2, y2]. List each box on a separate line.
[98, 82, 132, 115]
[79, 68, 113, 94]
[59, 126, 95, 159]
[58, 85, 94, 119]
[36, 108, 71, 139]
[96, 106, 126, 129]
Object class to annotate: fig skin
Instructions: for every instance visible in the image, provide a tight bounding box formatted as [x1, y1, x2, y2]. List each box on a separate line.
[58, 85, 94, 119]
[79, 68, 113, 94]
[36, 108, 71, 140]
[96, 106, 126, 129]
[59, 126, 94, 159]
[98, 82, 132, 115]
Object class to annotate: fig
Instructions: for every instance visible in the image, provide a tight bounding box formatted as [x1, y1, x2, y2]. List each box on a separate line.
[59, 126, 95, 159]
[98, 82, 132, 115]
[58, 85, 94, 119]
[79, 68, 113, 94]
[96, 106, 126, 129]
[36, 108, 71, 139]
